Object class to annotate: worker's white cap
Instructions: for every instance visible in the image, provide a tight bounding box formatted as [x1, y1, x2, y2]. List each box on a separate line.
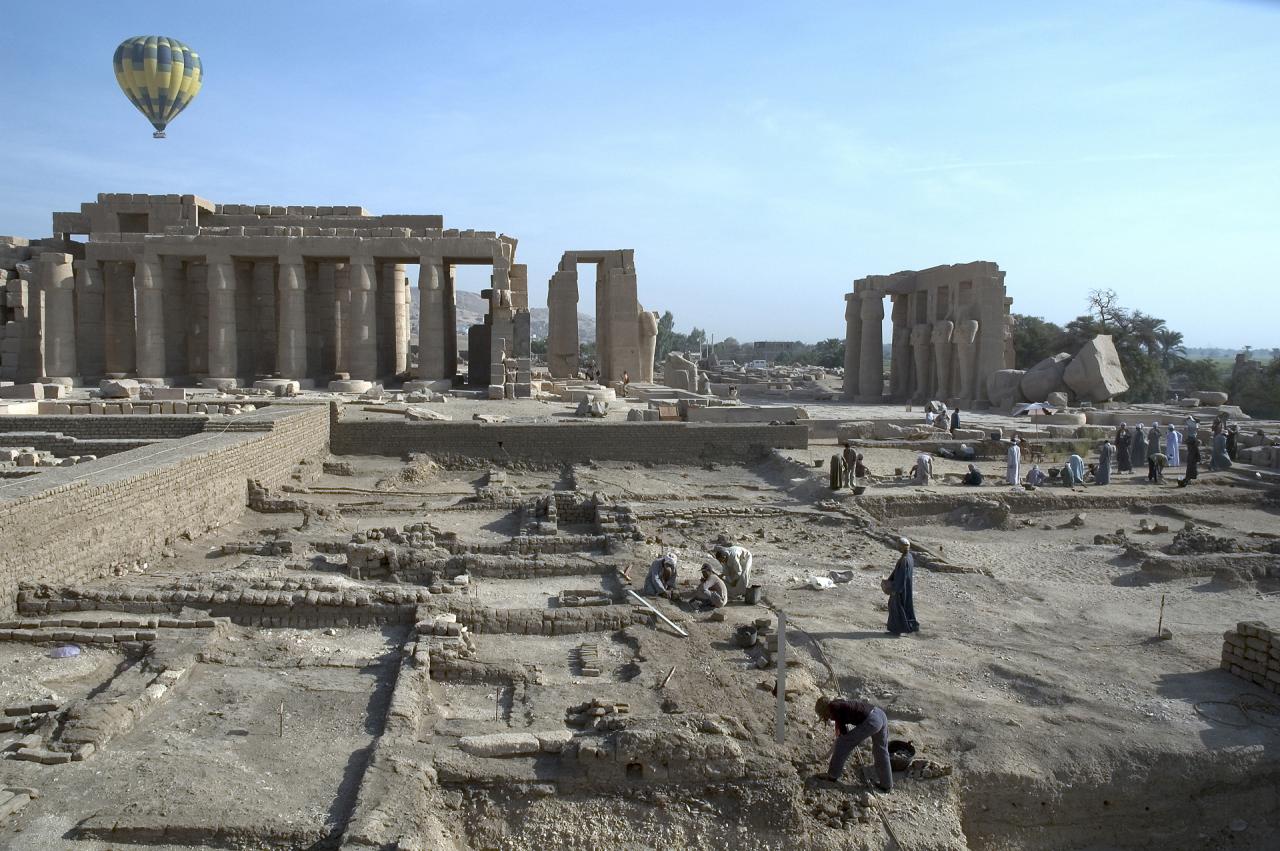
[899, 537, 910, 547]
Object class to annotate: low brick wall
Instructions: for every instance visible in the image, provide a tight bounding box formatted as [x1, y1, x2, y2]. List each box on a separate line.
[1221, 620, 1280, 695]
[0, 404, 330, 616]
[0, 415, 207, 440]
[331, 418, 809, 463]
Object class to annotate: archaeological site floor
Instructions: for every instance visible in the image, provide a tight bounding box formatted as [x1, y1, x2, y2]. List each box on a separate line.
[1, 397, 1278, 850]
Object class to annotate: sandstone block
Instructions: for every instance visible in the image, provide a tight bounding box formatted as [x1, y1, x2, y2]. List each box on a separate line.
[1019, 353, 1071, 402]
[458, 732, 541, 758]
[99, 379, 140, 399]
[1063, 335, 1128, 401]
[986, 369, 1026, 410]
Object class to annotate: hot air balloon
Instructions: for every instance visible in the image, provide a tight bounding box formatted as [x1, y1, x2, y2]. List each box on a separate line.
[113, 36, 203, 138]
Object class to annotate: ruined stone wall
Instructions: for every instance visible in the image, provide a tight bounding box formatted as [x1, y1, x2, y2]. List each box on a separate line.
[0, 415, 207, 440]
[1221, 620, 1280, 696]
[0, 404, 329, 615]
[330, 420, 809, 463]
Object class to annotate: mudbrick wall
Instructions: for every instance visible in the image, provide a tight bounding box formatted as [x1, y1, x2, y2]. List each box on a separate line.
[0, 415, 208, 440]
[330, 416, 809, 462]
[0, 404, 330, 615]
[1221, 620, 1280, 695]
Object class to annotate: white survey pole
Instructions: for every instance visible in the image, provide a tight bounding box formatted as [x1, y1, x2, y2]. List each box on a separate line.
[775, 609, 787, 744]
[626, 590, 689, 637]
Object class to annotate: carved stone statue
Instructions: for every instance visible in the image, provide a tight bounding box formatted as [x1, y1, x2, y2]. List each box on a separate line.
[637, 307, 658, 383]
[909, 324, 932, 400]
[931, 320, 955, 400]
[954, 319, 979, 401]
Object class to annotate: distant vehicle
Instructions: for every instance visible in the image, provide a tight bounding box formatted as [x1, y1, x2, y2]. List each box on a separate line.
[746, 360, 769, 370]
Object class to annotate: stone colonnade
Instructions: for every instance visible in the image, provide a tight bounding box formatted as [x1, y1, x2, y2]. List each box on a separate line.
[842, 261, 1012, 407]
[56, 253, 411, 386]
[547, 249, 656, 383]
[54, 233, 512, 387]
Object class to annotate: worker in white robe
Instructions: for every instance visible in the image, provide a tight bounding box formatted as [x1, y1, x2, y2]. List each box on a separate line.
[1006, 438, 1022, 486]
[913, 452, 933, 485]
[1165, 424, 1182, 467]
[713, 545, 753, 601]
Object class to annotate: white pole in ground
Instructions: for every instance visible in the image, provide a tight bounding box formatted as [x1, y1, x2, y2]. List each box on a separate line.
[775, 609, 787, 745]
[626, 590, 688, 637]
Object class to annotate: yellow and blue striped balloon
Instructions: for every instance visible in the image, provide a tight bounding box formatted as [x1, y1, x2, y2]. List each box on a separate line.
[113, 36, 203, 138]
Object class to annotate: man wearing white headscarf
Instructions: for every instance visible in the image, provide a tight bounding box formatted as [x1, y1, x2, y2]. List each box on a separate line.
[1006, 436, 1021, 486]
[1165, 424, 1182, 467]
[643, 553, 679, 597]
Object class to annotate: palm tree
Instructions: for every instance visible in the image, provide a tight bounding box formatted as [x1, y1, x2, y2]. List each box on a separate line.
[1156, 327, 1186, 371]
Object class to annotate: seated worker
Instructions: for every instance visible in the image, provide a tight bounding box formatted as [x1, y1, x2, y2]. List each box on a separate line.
[852, 452, 872, 480]
[961, 464, 984, 486]
[713, 544, 753, 600]
[690, 563, 728, 609]
[1025, 465, 1049, 487]
[643, 553, 678, 598]
[914, 452, 934, 484]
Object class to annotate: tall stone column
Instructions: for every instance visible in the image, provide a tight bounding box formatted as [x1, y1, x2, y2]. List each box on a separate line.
[103, 261, 136, 377]
[547, 265, 579, 378]
[135, 256, 167, 382]
[955, 319, 980, 403]
[38, 253, 77, 384]
[910, 324, 932, 402]
[347, 256, 377, 381]
[206, 256, 238, 384]
[842, 292, 860, 400]
[161, 256, 188, 379]
[74, 260, 105, 381]
[252, 259, 277, 377]
[889, 297, 911, 400]
[277, 256, 308, 381]
[390, 263, 409, 375]
[931, 320, 955, 400]
[185, 261, 209, 377]
[856, 293, 884, 401]
[416, 259, 456, 382]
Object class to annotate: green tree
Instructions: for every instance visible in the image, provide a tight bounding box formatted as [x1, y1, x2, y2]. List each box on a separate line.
[530, 337, 548, 356]
[654, 311, 677, 360]
[1011, 314, 1068, 368]
[1171, 358, 1224, 392]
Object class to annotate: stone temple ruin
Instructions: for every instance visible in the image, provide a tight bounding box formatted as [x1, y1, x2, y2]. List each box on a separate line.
[0, 194, 654, 400]
[2, 198, 1280, 850]
[842, 261, 1014, 406]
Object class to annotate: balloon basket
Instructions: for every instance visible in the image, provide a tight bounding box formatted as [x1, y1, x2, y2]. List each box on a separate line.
[153, 131, 166, 139]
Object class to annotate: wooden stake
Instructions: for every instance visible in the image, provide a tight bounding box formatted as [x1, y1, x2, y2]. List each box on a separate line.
[659, 666, 676, 690]
[1157, 594, 1166, 636]
[278, 701, 285, 738]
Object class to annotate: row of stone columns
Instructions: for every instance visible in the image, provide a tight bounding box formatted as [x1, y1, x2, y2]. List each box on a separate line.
[844, 289, 989, 404]
[43, 254, 411, 385]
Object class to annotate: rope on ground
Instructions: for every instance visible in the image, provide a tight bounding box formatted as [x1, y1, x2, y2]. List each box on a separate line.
[1193, 692, 1280, 729]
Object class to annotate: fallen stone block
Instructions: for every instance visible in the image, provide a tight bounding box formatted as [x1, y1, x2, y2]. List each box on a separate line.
[457, 732, 541, 758]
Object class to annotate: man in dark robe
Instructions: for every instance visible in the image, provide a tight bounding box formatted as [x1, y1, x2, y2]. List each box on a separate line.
[1179, 438, 1201, 487]
[1133, 424, 1148, 470]
[962, 464, 984, 486]
[816, 695, 892, 792]
[950, 408, 961, 433]
[1210, 432, 1233, 471]
[1226, 425, 1239, 461]
[1115, 423, 1132, 472]
[1148, 422, 1163, 458]
[887, 538, 919, 635]
[1096, 440, 1113, 484]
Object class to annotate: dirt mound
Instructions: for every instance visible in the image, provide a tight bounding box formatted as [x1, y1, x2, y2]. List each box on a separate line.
[1167, 524, 1240, 555]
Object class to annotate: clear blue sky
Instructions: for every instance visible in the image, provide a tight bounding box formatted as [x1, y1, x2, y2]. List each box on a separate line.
[2, 1, 1277, 347]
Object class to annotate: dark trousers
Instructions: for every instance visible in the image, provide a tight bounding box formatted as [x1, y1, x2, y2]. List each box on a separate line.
[829, 707, 892, 790]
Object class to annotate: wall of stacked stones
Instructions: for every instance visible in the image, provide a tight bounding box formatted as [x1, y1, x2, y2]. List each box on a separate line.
[0, 415, 208, 440]
[0, 404, 329, 616]
[331, 419, 809, 463]
[1221, 621, 1280, 695]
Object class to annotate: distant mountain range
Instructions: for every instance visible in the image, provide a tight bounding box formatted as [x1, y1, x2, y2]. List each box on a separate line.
[409, 288, 596, 343]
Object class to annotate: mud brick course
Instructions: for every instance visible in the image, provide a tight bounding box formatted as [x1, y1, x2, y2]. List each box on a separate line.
[1221, 620, 1280, 695]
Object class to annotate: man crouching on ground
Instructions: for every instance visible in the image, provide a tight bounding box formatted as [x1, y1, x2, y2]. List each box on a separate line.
[815, 695, 892, 792]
